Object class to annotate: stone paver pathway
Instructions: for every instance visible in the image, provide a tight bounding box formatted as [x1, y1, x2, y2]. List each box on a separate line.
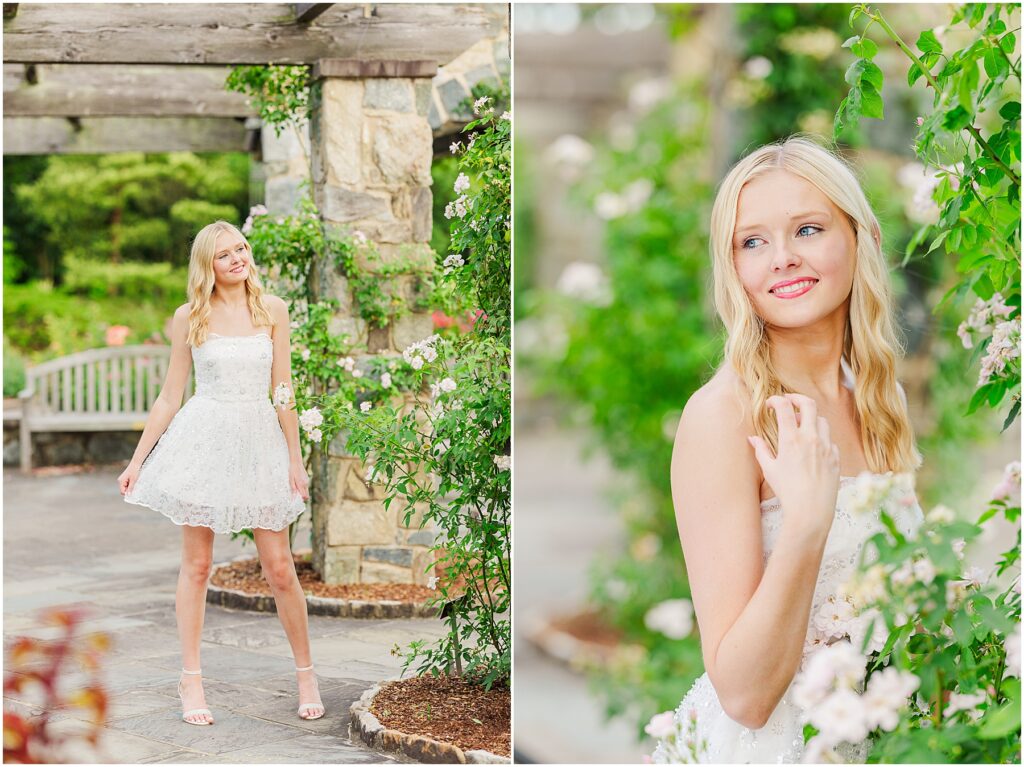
[4, 466, 445, 763]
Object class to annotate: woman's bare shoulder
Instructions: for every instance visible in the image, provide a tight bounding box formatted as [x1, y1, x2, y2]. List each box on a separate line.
[672, 368, 761, 510]
[262, 293, 288, 318]
[678, 367, 752, 437]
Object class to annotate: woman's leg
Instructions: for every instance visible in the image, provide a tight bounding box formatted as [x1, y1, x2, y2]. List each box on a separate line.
[252, 527, 323, 717]
[176, 524, 215, 724]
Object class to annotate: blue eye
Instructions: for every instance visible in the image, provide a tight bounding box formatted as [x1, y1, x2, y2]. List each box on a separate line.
[742, 237, 765, 249]
[797, 225, 822, 237]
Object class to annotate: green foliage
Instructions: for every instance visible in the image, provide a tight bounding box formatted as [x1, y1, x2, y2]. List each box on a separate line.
[526, 80, 719, 730]
[3, 336, 26, 398]
[431, 155, 459, 258]
[225, 65, 311, 138]
[11, 153, 249, 280]
[831, 478, 1021, 763]
[3, 226, 23, 285]
[737, 3, 861, 148]
[60, 256, 187, 301]
[3, 279, 184, 360]
[837, 3, 1021, 422]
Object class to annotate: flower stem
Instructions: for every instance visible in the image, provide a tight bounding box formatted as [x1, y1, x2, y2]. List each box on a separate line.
[868, 7, 1021, 187]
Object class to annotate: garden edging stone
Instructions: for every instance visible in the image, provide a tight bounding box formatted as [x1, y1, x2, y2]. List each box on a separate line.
[349, 681, 511, 764]
[207, 556, 439, 619]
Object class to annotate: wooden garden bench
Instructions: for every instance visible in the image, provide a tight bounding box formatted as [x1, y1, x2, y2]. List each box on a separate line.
[17, 344, 194, 472]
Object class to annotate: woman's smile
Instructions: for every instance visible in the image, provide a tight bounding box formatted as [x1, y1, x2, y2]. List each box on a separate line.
[770, 278, 819, 298]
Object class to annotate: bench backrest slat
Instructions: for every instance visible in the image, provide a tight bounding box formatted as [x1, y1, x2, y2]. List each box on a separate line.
[22, 345, 192, 419]
[86, 362, 96, 412]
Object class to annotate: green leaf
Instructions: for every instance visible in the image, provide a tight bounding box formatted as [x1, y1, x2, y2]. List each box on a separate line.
[852, 37, 878, 60]
[860, 60, 884, 91]
[999, 101, 1021, 122]
[984, 47, 1010, 80]
[977, 698, 1021, 739]
[966, 383, 995, 415]
[943, 105, 973, 131]
[842, 35, 860, 49]
[907, 62, 924, 86]
[917, 29, 943, 54]
[1003, 400, 1020, 431]
[860, 83, 884, 119]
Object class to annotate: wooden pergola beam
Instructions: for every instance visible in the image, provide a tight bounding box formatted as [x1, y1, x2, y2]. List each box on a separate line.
[2, 3, 506, 65]
[3, 64, 257, 118]
[3, 116, 251, 155]
[294, 3, 333, 23]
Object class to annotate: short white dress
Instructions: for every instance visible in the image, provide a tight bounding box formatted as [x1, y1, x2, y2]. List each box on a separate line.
[124, 332, 306, 534]
[651, 474, 924, 763]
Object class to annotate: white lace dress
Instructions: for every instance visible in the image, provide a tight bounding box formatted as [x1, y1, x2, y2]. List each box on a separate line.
[651, 474, 924, 764]
[124, 333, 306, 534]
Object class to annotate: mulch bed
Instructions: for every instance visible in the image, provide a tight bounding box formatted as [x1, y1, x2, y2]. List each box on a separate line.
[370, 675, 510, 758]
[548, 609, 623, 648]
[210, 555, 436, 603]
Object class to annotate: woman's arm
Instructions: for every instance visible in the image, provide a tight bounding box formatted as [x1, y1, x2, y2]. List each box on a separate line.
[268, 296, 308, 500]
[672, 384, 838, 729]
[119, 305, 192, 493]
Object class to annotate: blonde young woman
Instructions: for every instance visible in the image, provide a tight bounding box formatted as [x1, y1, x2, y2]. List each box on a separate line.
[118, 221, 325, 726]
[651, 137, 924, 763]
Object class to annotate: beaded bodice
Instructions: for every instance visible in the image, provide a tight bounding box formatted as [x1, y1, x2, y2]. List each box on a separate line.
[192, 333, 273, 402]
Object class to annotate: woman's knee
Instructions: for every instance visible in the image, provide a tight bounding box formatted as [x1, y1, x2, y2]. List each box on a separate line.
[261, 556, 296, 591]
[180, 553, 213, 582]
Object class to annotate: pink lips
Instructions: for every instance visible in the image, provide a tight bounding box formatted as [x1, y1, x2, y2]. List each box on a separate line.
[769, 277, 818, 299]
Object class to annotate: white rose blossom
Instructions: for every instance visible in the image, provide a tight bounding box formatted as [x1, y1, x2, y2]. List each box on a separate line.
[643, 599, 694, 640]
[298, 407, 323, 432]
[956, 293, 1012, 349]
[992, 460, 1022, 505]
[978, 318, 1020, 386]
[860, 667, 919, 732]
[403, 334, 440, 370]
[645, 711, 676, 739]
[944, 689, 987, 720]
[273, 382, 295, 410]
[472, 95, 492, 114]
[308, 428, 322, 443]
[360, 401, 372, 413]
[380, 372, 392, 389]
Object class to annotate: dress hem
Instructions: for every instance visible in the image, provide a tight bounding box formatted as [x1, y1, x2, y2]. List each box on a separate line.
[123, 495, 305, 535]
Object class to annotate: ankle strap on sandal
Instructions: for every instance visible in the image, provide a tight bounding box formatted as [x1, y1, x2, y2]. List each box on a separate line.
[295, 664, 314, 672]
[181, 668, 202, 675]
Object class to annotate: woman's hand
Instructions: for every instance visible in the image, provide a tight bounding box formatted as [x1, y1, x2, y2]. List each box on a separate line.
[748, 393, 840, 540]
[118, 461, 141, 496]
[289, 459, 310, 501]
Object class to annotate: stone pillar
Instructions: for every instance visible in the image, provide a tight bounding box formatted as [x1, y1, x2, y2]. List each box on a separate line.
[308, 59, 438, 585]
[258, 119, 311, 217]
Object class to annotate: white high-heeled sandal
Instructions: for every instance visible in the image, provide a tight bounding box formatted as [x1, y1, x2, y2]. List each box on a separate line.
[177, 668, 213, 725]
[295, 664, 325, 720]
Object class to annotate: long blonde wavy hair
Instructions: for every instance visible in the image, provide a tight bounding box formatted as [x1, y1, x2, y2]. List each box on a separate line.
[710, 135, 920, 474]
[185, 221, 275, 347]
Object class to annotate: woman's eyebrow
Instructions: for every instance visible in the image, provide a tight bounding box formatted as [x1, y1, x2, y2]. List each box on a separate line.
[734, 210, 833, 236]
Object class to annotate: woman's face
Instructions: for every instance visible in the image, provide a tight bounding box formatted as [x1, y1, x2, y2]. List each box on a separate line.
[731, 169, 857, 330]
[211, 231, 251, 285]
